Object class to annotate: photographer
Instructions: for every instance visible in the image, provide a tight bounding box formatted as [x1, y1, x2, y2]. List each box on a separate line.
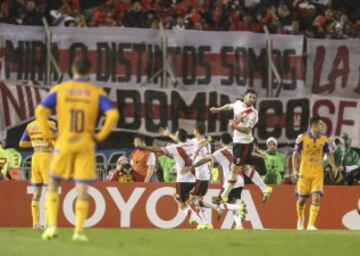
[106, 155, 135, 183]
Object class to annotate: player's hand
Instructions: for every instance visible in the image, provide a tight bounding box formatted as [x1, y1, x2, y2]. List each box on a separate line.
[229, 120, 237, 129]
[292, 170, 299, 182]
[210, 107, 219, 113]
[332, 165, 339, 178]
[159, 127, 170, 137]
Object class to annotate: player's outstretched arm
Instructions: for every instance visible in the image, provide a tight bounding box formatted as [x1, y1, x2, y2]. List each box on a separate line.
[180, 157, 212, 174]
[210, 103, 234, 113]
[292, 151, 300, 180]
[159, 127, 178, 143]
[136, 145, 163, 153]
[95, 108, 119, 142]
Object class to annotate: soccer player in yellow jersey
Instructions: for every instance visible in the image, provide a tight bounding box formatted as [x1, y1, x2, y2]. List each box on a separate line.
[36, 58, 119, 242]
[292, 117, 338, 230]
[19, 119, 56, 229]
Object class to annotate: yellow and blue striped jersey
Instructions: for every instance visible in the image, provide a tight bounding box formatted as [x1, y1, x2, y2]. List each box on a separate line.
[294, 131, 330, 175]
[39, 78, 116, 151]
[20, 120, 56, 149]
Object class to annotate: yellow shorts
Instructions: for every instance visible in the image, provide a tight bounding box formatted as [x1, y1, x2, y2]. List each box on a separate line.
[295, 172, 324, 198]
[49, 147, 96, 183]
[31, 152, 52, 186]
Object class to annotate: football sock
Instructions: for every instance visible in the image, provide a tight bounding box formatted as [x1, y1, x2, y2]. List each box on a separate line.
[243, 168, 267, 191]
[31, 200, 40, 226]
[199, 207, 210, 225]
[220, 203, 240, 211]
[46, 191, 59, 227]
[308, 204, 320, 226]
[75, 198, 89, 233]
[233, 211, 242, 228]
[296, 203, 305, 221]
[183, 205, 203, 225]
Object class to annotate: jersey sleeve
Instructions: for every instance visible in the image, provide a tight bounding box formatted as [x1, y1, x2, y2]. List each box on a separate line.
[161, 144, 177, 157]
[40, 87, 58, 109]
[98, 90, 116, 112]
[20, 128, 30, 141]
[146, 152, 156, 166]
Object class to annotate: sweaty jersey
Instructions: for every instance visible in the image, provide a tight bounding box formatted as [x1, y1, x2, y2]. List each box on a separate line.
[40, 78, 114, 151]
[212, 146, 244, 188]
[20, 120, 56, 149]
[233, 100, 258, 144]
[294, 131, 330, 175]
[162, 141, 199, 183]
[190, 138, 211, 181]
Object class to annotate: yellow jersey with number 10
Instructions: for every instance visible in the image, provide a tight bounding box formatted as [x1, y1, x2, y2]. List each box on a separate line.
[40, 78, 114, 152]
[294, 132, 330, 175]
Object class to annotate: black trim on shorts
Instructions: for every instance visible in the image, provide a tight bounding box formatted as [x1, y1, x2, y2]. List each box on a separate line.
[175, 182, 195, 203]
[191, 180, 209, 196]
[232, 142, 254, 166]
[228, 187, 243, 203]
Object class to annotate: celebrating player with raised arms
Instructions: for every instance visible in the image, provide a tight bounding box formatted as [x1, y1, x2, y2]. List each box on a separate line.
[36, 58, 119, 241]
[210, 89, 272, 203]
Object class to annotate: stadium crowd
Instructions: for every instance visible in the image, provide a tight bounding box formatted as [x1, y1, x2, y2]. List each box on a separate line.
[0, 0, 359, 38]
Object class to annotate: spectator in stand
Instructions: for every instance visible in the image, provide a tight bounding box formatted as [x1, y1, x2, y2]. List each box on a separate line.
[106, 155, 135, 183]
[261, 137, 286, 185]
[123, 1, 148, 28]
[130, 135, 158, 182]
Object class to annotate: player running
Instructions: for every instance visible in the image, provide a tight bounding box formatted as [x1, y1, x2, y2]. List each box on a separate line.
[19, 119, 57, 229]
[292, 117, 338, 230]
[210, 89, 272, 203]
[36, 58, 119, 241]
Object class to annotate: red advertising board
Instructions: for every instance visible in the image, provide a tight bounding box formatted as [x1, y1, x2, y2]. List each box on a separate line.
[0, 182, 359, 229]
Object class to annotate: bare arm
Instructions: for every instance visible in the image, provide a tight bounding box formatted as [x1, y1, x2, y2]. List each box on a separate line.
[326, 153, 338, 177]
[159, 127, 178, 143]
[210, 103, 234, 113]
[292, 151, 300, 178]
[137, 145, 164, 153]
[180, 157, 212, 174]
[229, 120, 252, 134]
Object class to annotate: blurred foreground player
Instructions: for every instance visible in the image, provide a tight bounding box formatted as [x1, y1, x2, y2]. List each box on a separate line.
[36, 58, 119, 241]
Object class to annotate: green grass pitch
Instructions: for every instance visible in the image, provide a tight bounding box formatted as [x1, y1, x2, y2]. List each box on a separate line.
[0, 228, 358, 256]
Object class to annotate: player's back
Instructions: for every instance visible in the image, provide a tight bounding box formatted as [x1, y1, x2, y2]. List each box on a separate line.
[26, 120, 55, 149]
[53, 79, 104, 151]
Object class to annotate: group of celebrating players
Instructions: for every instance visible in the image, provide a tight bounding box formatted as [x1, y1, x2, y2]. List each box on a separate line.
[19, 57, 338, 242]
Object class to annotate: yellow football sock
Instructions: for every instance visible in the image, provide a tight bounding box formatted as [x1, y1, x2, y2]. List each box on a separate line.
[308, 204, 320, 226]
[46, 191, 59, 227]
[31, 200, 40, 226]
[75, 198, 89, 233]
[296, 203, 305, 221]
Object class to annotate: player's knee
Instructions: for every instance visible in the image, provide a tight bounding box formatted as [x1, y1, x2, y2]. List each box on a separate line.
[297, 198, 306, 206]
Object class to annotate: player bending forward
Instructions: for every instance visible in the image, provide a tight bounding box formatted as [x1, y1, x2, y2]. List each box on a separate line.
[37, 58, 119, 241]
[210, 89, 272, 203]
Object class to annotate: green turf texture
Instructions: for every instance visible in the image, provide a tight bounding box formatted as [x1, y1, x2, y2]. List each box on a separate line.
[0, 228, 358, 256]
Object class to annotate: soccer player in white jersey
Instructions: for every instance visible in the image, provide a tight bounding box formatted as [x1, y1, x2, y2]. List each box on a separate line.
[136, 129, 205, 228]
[212, 133, 247, 229]
[182, 133, 248, 229]
[210, 89, 272, 202]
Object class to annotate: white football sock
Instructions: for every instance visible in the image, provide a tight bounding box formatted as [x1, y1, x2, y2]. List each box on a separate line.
[243, 166, 267, 191]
